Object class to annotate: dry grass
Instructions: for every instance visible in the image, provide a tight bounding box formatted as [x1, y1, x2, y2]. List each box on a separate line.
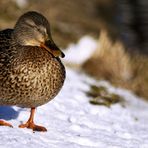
[83, 30, 132, 82]
[83, 30, 148, 99]
[86, 84, 125, 107]
[128, 54, 148, 98]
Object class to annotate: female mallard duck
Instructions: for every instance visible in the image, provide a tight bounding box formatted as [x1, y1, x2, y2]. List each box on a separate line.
[0, 11, 65, 132]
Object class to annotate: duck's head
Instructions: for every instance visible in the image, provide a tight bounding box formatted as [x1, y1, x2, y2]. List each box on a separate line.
[13, 11, 65, 58]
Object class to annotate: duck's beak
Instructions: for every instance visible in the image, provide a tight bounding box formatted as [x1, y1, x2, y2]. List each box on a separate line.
[40, 41, 65, 58]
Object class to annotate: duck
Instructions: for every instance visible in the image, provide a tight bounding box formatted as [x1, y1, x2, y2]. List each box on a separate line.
[0, 11, 66, 132]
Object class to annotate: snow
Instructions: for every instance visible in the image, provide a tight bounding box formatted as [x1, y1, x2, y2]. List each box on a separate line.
[64, 36, 97, 65]
[1, 36, 148, 148]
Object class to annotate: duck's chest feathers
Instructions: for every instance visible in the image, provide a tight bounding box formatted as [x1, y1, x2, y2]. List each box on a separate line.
[0, 47, 65, 107]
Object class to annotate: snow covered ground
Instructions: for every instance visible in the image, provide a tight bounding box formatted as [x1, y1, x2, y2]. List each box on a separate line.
[0, 37, 148, 148]
[64, 36, 97, 65]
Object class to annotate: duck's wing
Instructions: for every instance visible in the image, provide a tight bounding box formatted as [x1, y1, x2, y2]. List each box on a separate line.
[0, 29, 13, 48]
[0, 29, 13, 72]
[0, 29, 13, 36]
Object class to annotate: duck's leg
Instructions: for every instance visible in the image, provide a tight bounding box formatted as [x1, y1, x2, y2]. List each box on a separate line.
[19, 107, 47, 132]
[0, 120, 13, 127]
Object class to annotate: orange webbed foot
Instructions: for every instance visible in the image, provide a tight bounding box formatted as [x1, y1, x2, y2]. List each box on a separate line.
[0, 120, 13, 128]
[19, 107, 47, 132]
[19, 121, 47, 132]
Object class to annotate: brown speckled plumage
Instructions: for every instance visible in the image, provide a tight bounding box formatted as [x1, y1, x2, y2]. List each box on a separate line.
[0, 11, 65, 131]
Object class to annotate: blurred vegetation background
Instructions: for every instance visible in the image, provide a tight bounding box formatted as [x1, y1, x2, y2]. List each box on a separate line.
[0, 0, 147, 99]
[0, 0, 104, 47]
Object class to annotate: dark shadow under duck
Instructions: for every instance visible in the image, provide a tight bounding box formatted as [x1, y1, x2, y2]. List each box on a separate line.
[0, 11, 66, 132]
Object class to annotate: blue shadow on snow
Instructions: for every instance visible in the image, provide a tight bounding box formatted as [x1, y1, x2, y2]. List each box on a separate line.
[0, 106, 19, 120]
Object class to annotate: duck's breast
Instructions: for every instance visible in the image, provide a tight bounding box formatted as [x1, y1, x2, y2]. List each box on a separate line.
[0, 46, 65, 107]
